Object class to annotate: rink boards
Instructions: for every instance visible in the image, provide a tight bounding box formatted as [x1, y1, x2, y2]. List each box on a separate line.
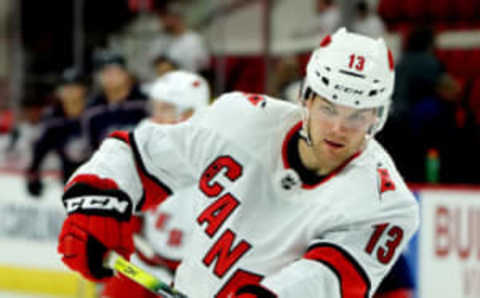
[0, 171, 95, 298]
[416, 185, 480, 298]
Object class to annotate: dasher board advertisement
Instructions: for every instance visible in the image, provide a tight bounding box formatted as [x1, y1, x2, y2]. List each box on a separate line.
[419, 188, 480, 298]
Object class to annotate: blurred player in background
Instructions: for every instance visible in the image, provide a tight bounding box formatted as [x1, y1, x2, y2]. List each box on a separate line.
[101, 70, 210, 298]
[379, 26, 461, 183]
[0, 94, 46, 171]
[148, 38, 180, 79]
[26, 68, 90, 196]
[154, 2, 210, 76]
[58, 28, 419, 298]
[351, 0, 386, 39]
[84, 51, 148, 150]
[293, 0, 341, 39]
[141, 39, 182, 95]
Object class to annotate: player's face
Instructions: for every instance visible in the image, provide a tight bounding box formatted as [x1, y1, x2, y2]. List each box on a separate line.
[154, 60, 176, 77]
[152, 100, 178, 124]
[160, 14, 180, 34]
[151, 100, 195, 124]
[305, 95, 376, 173]
[99, 65, 130, 95]
[58, 84, 87, 119]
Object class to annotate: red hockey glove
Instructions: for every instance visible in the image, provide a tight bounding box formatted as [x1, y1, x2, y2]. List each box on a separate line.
[57, 175, 135, 282]
[235, 284, 277, 298]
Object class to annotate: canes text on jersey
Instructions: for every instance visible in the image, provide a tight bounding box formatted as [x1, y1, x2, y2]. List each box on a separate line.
[197, 155, 264, 297]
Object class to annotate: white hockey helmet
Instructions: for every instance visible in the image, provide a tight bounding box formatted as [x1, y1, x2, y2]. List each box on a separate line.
[148, 70, 210, 114]
[302, 28, 395, 134]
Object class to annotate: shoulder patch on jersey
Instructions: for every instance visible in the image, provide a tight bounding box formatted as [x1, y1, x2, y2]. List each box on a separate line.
[377, 168, 396, 194]
[108, 130, 131, 144]
[242, 92, 267, 108]
[129, 131, 173, 211]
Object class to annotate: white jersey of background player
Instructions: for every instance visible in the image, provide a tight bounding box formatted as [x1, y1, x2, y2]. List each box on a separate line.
[58, 28, 419, 298]
[133, 70, 210, 283]
[101, 71, 210, 298]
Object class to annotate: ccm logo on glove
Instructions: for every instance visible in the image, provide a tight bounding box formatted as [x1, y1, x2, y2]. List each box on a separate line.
[63, 193, 132, 221]
[66, 196, 130, 214]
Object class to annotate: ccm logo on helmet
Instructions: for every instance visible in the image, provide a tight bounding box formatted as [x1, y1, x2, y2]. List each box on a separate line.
[334, 84, 364, 95]
[65, 196, 131, 218]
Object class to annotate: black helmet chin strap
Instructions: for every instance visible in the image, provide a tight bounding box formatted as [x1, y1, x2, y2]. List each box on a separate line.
[300, 106, 313, 146]
[299, 83, 314, 147]
[299, 127, 312, 146]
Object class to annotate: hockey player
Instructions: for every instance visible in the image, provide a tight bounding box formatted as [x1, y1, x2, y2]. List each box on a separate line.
[84, 51, 148, 150]
[26, 67, 90, 196]
[101, 70, 210, 298]
[58, 28, 419, 298]
[156, 2, 210, 75]
[140, 70, 210, 127]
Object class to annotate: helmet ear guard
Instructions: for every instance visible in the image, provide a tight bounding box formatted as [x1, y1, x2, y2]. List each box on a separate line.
[298, 80, 313, 145]
[302, 86, 313, 102]
[372, 97, 391, 133]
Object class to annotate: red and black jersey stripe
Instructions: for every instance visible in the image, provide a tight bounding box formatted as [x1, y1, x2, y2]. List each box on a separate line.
[304, 243, 371, 298]
[108, 130, 173, 212]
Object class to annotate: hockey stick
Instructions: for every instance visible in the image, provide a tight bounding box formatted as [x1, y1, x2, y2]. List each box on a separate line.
[103, 250, 188, 298]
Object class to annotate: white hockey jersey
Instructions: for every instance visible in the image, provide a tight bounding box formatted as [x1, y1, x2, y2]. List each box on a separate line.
[70, 92, 419, 298]
[131, 185, 196, 284]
